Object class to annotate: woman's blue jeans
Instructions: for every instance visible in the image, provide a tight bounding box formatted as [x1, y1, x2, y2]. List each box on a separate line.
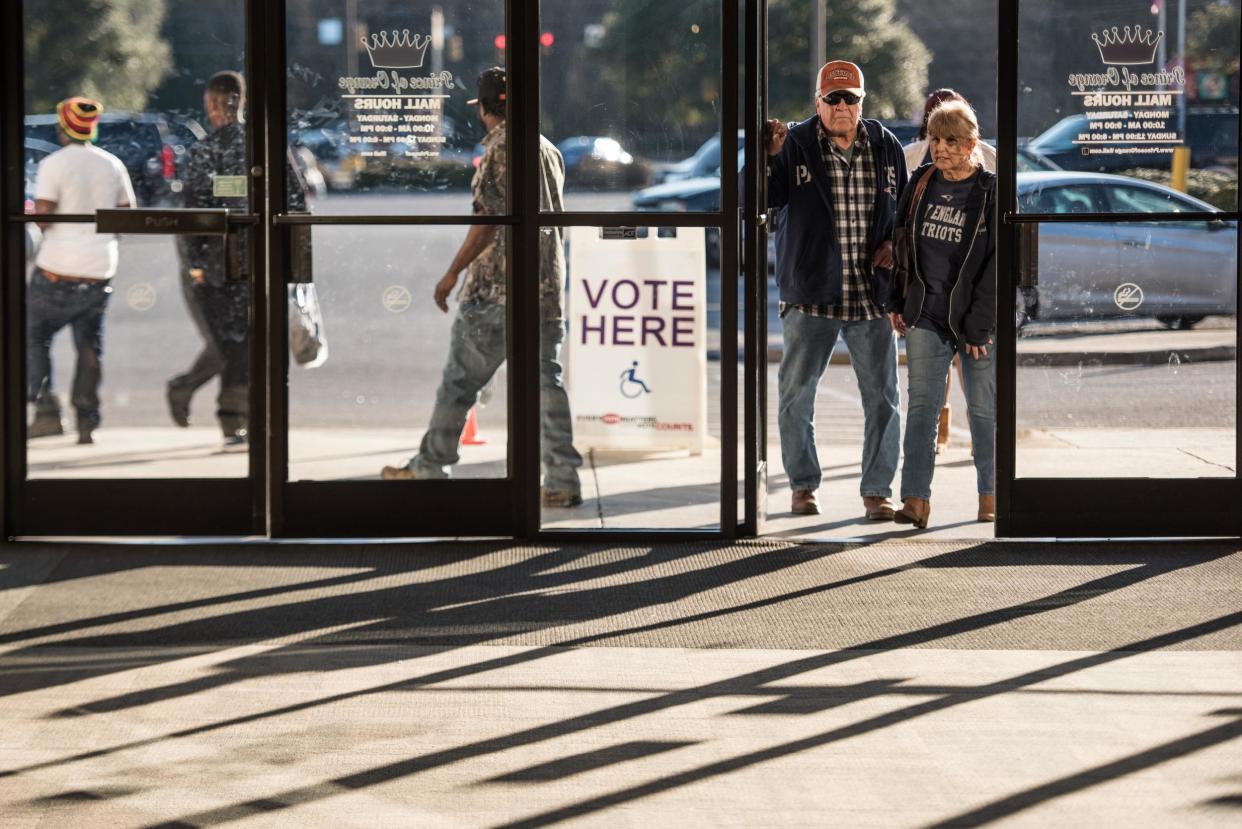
[901, 326, 996, 500]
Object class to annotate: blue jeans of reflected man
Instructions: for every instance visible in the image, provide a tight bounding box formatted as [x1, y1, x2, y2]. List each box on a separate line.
[901, 326, 996, 500]
[408, 301, 582, 494]
[778, 310, 900, 496]
[26, 270, 111, 428]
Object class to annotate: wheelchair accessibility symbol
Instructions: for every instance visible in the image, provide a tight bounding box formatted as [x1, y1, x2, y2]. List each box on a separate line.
[619, 361, 652, 398]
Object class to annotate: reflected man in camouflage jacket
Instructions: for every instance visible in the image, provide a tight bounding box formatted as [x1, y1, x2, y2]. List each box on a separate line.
[382, 67, 583, 508]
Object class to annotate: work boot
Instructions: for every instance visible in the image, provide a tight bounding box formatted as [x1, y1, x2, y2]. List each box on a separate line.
[977, 495, 996, 522]
[27, 413, 65, 439]
[167, 383, 192, 427]
[894, 498, 931, 529]
[791, 488, 820, 515]
[76, 413, 100, 446]
[863, 496, 895, 521]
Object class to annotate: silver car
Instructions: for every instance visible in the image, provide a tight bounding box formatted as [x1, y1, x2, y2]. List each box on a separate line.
[1017, 172, 1238, 329]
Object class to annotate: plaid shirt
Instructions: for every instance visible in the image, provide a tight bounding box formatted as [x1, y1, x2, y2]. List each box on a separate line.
[781, 120, 882, 322]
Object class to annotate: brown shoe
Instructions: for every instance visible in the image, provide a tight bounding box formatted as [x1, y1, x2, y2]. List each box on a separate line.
[863, 496, 895, 521]
[893, 497, 931, 529]
[791, 489, 820, 515]
[936, 404, 951, 454]
[977, 495, 996, 522]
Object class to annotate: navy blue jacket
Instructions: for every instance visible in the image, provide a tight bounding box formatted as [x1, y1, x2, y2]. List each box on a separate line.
[767, 115, 908, 309]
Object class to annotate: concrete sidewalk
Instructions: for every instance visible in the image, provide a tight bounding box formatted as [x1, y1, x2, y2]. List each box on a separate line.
[765, 322, 1237, 365]
[0, 538, 1239, 828]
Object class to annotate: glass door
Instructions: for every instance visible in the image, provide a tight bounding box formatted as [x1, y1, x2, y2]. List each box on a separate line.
[3, 0, 260, 535]
[275, 0, 520, 536]
[531, 0, 741, 536]
[998, 0, 1241, 536]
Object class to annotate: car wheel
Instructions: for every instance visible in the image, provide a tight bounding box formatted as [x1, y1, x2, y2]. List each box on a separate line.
[1156, 315, 1206, 330]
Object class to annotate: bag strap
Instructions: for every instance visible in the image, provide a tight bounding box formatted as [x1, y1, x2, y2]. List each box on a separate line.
[907, 166, 936, 224]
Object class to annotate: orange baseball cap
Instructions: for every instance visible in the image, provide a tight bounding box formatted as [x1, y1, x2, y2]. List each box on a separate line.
[816, 60, 865, 97]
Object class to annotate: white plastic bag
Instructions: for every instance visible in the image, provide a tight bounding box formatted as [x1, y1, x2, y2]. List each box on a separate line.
[288, 282, 328, 368]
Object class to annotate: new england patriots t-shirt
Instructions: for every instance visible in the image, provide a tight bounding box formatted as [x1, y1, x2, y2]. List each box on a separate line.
[915, 170, 978, 337]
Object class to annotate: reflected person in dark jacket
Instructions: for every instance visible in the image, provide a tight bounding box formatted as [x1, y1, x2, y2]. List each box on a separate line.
[889, 100, 997, 529]
[170, 70, 307, 451]
[765, 60, 908, 519]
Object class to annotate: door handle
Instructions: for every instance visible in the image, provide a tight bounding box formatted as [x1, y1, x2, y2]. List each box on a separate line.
[95, 208, 242, 234]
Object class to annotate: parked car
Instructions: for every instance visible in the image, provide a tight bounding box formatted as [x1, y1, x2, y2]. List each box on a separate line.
[24, 112, 201, 207]
[1017, 171, 1237, 328]
[654, 131, 745, 185]
[1026, 107, 1239, 173]
[295, 127, 366, 191]
[1016, 145, 1062, 172]
[885, 119, 921, 144]
[557, 136, 649, 188]
[633, 146, 746, 265]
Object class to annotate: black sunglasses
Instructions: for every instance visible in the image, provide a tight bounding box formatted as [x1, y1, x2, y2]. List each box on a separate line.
[821, 92, 862, 106]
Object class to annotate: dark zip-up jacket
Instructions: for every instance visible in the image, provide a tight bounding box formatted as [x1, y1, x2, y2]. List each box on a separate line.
[767, 115, 908, 309]
[894, 162, 997, 346]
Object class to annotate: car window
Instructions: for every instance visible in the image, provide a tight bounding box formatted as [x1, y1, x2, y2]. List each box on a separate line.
[1018, 183, 1102, 213]
[1104, 185, 1193, 214]
[1028, 116, 1084, 150]
[690, 137, 721, 178]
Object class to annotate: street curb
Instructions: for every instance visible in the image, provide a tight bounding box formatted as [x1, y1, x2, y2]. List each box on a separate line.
[756, 344, 1237, 366]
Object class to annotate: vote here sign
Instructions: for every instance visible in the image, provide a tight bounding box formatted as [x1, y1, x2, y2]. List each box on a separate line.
[566, 227, 707, 454]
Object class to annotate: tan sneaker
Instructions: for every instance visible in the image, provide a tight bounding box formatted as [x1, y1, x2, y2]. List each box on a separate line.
[791, 489, 820, 515]
[863, 496, 895, 521]
[542, 487, 583, 508]
[380, 465, 419, 480]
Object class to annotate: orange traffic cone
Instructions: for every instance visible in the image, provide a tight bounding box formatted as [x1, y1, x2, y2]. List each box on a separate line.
[461, 406, 487, 445]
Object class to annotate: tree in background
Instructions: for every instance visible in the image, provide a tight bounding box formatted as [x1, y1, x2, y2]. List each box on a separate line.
[25, 0, 171, 114]
[590, 1, 722, 159]
[894, 0, 997, 134]
[1187, 1, 1241, 104]
[768, 0, 929, 124]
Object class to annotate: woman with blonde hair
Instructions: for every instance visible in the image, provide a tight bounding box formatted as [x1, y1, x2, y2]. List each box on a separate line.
[904, 90, 995, 454]
[889, 100, 996, 528]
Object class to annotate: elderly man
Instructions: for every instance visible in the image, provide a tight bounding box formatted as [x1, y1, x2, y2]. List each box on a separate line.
[765, 60, 908, 518]
[381, 67, 583, 508]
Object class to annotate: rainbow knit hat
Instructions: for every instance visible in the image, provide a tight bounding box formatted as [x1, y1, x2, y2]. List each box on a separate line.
[57, 97, 103, 142]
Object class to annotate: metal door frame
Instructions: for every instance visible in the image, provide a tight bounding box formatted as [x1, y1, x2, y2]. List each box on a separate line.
[1, 0, 749, 540]
[0, 0, 266, 536]
[996, 0, 1242, 537]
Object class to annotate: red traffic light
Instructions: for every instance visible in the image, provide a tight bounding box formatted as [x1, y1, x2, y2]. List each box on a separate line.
[494, 34, 506, 49]
[540, 32, 555, 48]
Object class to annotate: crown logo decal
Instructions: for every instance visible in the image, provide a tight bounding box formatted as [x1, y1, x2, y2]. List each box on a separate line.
[361, 29, 432, 70]
[1091, 25, 1163, 65]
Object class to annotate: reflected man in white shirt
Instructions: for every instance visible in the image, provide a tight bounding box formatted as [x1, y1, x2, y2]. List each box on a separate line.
[28, 97, 134, 445]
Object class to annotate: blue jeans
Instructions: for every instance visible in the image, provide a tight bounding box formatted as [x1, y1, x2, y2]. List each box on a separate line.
[777, 310, 900, 496]
[408, 301, 582, 494]
[26, 269, 112, 428]
[901, 326, 996, 500]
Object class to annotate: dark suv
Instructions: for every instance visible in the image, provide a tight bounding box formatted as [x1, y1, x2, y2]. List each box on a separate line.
[24, 112, 203, 207]
[1026, 107, 1239, 173]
